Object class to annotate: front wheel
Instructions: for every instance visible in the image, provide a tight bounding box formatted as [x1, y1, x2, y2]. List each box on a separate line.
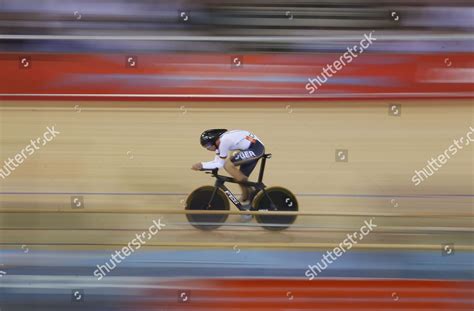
[185, 186, 229, 231]
[253, 187, 298, 231]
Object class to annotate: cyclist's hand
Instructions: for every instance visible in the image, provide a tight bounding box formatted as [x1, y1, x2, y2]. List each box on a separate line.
[191, 162, 203, 171]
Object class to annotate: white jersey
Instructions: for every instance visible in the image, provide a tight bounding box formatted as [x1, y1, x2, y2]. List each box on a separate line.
[201, 130, 263, 170]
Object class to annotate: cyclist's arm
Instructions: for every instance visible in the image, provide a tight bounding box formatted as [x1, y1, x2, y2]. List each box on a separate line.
[201, 155, 225, 169]
[201, 137, 231, 169]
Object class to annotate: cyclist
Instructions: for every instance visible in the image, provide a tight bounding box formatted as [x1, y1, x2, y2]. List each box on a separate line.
[191, 129, 265, 205]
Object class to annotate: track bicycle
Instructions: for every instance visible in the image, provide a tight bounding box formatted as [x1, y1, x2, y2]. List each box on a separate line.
[185, 153, 298, 231]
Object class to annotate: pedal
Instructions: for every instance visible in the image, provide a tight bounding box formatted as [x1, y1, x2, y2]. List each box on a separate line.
[240, 205, 254, 222]
[241, 203, 252, 211]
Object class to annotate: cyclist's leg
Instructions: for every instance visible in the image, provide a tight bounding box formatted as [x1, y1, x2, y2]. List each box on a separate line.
[224, 157, 247, 181]
[225, 141, 265, 201]
[238, 160, 258, 201]
[235, 141, 265, 177]
[224, 158, 249, 201]
[228, 141, 265, 176]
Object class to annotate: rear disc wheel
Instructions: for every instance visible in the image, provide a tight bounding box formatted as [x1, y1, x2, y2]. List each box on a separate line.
[253, 187, 298, 231]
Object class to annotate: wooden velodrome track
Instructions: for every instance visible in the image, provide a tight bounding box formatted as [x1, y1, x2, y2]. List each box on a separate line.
[0, 99, 472, 251]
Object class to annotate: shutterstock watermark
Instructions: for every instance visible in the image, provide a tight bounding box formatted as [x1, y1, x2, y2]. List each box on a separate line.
[411, 126, 473, 186]
[93, 218, 166, 280]
[305, 218, 377, 280]
[305, 31, 377, 94]
[0, 125, 60, 180]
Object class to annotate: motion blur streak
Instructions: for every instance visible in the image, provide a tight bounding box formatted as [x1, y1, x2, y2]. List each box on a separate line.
[141, 279, 474, 310]
[0, 53, 472, 98]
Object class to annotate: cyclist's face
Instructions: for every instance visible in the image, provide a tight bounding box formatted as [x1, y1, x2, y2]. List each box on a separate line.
[204, 143, 216, 151]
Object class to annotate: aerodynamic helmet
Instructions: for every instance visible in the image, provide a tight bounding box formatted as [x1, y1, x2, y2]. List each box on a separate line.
[200, 129, 227, 148]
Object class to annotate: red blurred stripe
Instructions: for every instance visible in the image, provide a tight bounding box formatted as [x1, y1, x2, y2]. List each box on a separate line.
[137, 278, 474, 310]
[1, 53, 472, 100]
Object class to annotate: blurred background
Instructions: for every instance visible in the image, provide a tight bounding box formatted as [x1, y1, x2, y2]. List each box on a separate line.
[0, 0, 473, 97]
[0, 0, 473, 310]
[1, 0, 473, 52]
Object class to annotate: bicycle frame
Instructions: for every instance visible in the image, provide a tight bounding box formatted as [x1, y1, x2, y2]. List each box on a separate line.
[212, 176, 265, 210]
[203, 155, 277, 211]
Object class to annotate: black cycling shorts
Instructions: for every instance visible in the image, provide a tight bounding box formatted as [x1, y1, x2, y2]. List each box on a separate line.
[230, 140, 265, 177]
